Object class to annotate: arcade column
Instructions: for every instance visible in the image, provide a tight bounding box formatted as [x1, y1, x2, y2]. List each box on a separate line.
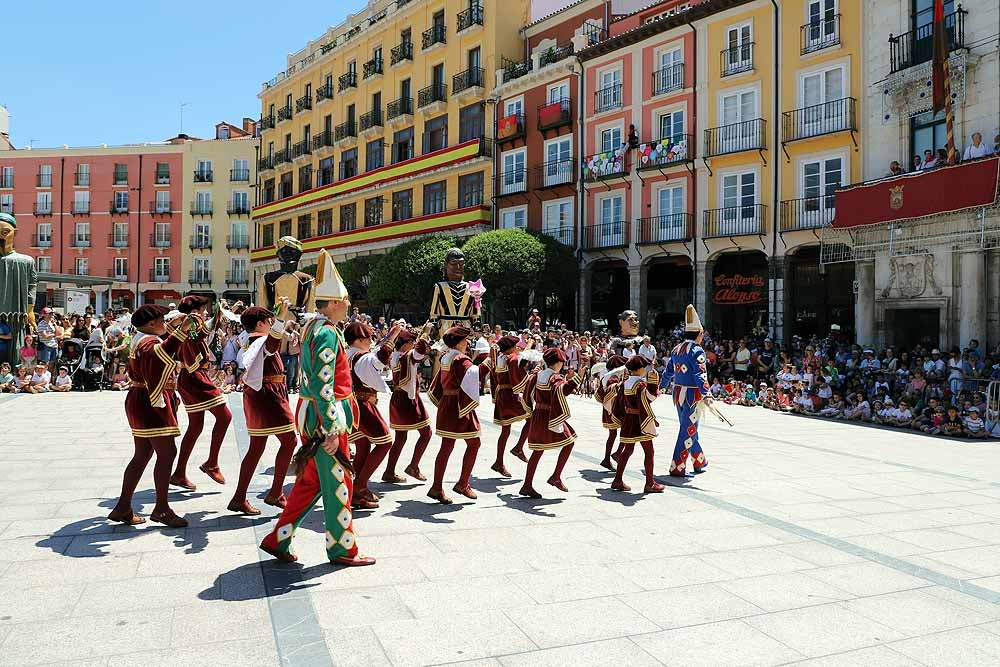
[629, 263, 649, 331]
[855, 260, 876, 346]
[695, 259, 713, 331]
[578, 266, 592, 330]
[768, 256, 788, 344]
[959, 250, 986, 349]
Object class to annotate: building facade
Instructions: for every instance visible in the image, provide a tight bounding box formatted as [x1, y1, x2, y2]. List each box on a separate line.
[251, 0, 530, 290]
[0, 143, 185, 309]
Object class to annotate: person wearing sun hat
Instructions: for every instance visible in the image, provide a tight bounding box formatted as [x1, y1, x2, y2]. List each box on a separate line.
[108, 304, 194, 528]
[259, 249, 375, 567]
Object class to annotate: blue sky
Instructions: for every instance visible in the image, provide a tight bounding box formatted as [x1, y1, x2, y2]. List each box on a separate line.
[2, 0, 368, 148]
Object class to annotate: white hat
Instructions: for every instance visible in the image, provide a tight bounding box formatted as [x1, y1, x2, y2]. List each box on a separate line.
[314, 249, 348, 301]
[684, 304, 703, 333]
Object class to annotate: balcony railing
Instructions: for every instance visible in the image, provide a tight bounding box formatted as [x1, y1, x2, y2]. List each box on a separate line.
[107, 233, 129, 248]
[363, 58, 383, 79]
[277, 105, 292, 122]
[189, 271, 212, 285]
[33, 203, 52, 216]
[190, 202, 213, 217]
[457, 4, 483, 32]
[594, 84, 622, 113]
[259, 114, 275, 130]
[360, 110, 383, 132]
[227, 235, 250, 250]
[227, 201, 251, 216]
[227, 168, 248, 182]
[542, 225, 574, 246]
[780, 196, 836, 231]
[391, 41, 413, 65]
[453, 67, 484, 94]
[113, 172, 128, 186]
[782, 97, 857, 142]
[312, 130, 334, 150]
[801, 14, 841, 54]
[387, 97, 413, 119]
[704, 119, 767, 157]
[36, 173, 53, 188]
[274, 148, 291, 165]
[890, 8, 966, 73]
[293, 139, 312, 159]
[637, 213, 694, 244]
[422, 24, 446, 49]
[189, 235, 212, 250]
[150, 200, 172, 215]
[502, 58, 531, 83]
[582, 150, 629, 182]
[335, 120, 357, 142]
[583, 221, 630, 250]
[498, 168, 527, 196]
[539, 43, 574, 67]
[30, 234, 52, 248]
[538, 98, 572, 132]
[418, 83, 447, 109]
[497, 113, 525, 144]
[109, 200, 129, 215]
[74, 172, 90, 186]
[338, 72, 357, 92]
[721, 43, 754, 76]
[258, 155, 274, 171]
[155, 171, 170, 184]
[295, 94, 312, 113]
[652, 63, 685, 95]
[193, 169, 213, 183]
[637, 134, 693, 169]
[534, 158, 575, 188]
[71, 203, 91, 215]
[226, 271, 249, 286]
[108, 268, 128, 281]
[150, 233, 172, 248]
[149, 268, 172, 283]
[703, 204, 767, 238]
[71, 236, 91, 248]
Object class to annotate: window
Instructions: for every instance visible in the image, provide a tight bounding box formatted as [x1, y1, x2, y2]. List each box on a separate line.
[658, 109, 685, 142]
[38, 165, 52, 188]
[233, 158, 249, 180]
[504, 97, 523, 118]
[801, 66, 846, 134]
[220, 125, 230, 139]
[195, 191, 212, 213]
[724, 23, 753, 74]
[458, 172, 483, 207]
[194, 222, 210, 246]
[262, 224, 274, 247]
[392, 127, 414, 163]
[279, 172, 293, 198]
[73, 191, 90, 213]
[468, 46, 481, 71]
[154, 222, 170, 246]
[543, 200, 573, 245]
[1, 166, 13, 188]
[114, 257, 128, 279]
[549, 82, 569, 104]
[154, 257, 170, 280]
[263, 178, 275, 204]
[75, 257, 89, 276]
[75, 221, 91, 243]
[114, 191, 129, 212]
[432, 9, 445, 30]
[155, 190, 171, 213]
[656, 185, 686, 240]
[340, 148, 358, 179]
[544, 137, 573, 186]
[231, 222, 249, 246]
[401, 77, 411, 101]
[423, 114, 448, 153]
[232, 191, 249, 213]
[423, 181, 447, 215]
[196, 159, 212, 180]
[801, 156, 842, 224]
[340, 203, 356, 231]
[37, 256, 51, 272]
[318, 157, 335, 186]
[722, 90, 757, 125]
[432, 63, 445, 88]
[805, 0, 838, 50]
[655, 48, 684, 94]
[500, 207, 527, 229]
[317, 209, 333, 235]
[600, 126, 622, 153]
[366, 138, 385, 171]
[37, 223, 51, 244]
[719, 89, 758, 151]
[114, 163, 128, 185]
[722, 171, 757, 223]
[501, 150, 526, 194]
[459, 102, 485, 142]
[658, 185, 685, 216]
[298, 214, 312, 239]
[392, 189, 413, 221]
[76, 164, 90, 186]
[597, 195, 625, 246]
[35, 192, 52, 214]
[299, 165, 313, 192]
[597, 68, 622, 110]
[600, 195, 623, 225]
[0, 194, 11, 214]
[155, 162, 170, 184]
[279, 219, 292, 237]
[193, 257, 210, 280]
[231, 257, 248, 281]
[364, 197, 383, 227]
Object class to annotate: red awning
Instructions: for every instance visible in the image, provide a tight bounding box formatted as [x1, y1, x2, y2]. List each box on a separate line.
[143, 289, 181, 299]
[833, 157, 999, 228]
[111, 289, 134, 296]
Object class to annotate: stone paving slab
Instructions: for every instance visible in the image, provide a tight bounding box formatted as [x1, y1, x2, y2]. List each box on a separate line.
[3, 390, 1000, 665]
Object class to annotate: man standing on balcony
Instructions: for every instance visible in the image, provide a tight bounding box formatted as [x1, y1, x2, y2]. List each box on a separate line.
[258, 236, 316, 314]
[0, 213, 37, 367]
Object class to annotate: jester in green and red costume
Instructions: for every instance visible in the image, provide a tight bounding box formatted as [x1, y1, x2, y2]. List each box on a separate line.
[260, 249, 375, 567]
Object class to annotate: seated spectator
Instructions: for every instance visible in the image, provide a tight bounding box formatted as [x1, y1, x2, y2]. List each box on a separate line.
[52, 366, 73, 392]
[994, 134, 1000, 155]
[0, 362, 14, 392]
[843, 392, 871, 421]
[964, 132, 991, 161]
[111, 363, 130, 391]
[19, 334, 37, 369]
[871, 399, 889, 425]
[816, 379, 833, 401]
[872, 372, 891, 400]
[12, 366, 30, 392]
[888, 399, 913, 427]
[819, 392, 845, 418]
[964, 406, 988, 439]
[709, 377, 723, 398]
[939, 406, 965, 437]
[28, 363, 52, 393]
[742, 383, 757, 406]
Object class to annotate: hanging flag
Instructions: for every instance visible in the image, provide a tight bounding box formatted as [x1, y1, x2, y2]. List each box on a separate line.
[931, 0, 949, 114]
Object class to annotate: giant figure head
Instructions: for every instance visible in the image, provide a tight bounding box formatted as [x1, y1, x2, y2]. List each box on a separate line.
[443, 247, 465, 282]
[275, 236, 304, 271]
[618, 309, 639, 337]
[0, 212, 16, 256]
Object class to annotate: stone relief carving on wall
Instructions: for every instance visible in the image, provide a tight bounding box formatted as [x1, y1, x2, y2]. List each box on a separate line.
[880, 254, 944, 299]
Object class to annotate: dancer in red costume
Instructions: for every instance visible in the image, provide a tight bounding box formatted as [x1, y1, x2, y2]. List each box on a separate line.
[595, 354, 627, 470]
[169, 295, 232, 490]
[486, 335, 531, 477]
[108, 305, 192, 528]
[610, 355, 665, 493]
[228, 299, 297, 515]
[427, 325, 490, 504]
[382, 324, 434, 483]
[518, 348, 580, 498]
[344, 321, 398, 509]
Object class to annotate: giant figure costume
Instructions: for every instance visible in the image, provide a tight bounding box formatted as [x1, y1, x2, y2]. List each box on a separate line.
[258, 236, 316, 313]
[428, 248, 480, 337]
[0, 213, 38, 366]
[659, 304, 711, 476]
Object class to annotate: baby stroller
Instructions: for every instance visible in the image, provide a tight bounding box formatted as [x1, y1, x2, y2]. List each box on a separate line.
[57, 339, 85, 377]
[79, 343, 107, 392]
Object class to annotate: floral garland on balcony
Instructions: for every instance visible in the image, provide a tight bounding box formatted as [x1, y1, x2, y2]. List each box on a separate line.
[638, 137, 688, 166]
[582, 145, 628, 179]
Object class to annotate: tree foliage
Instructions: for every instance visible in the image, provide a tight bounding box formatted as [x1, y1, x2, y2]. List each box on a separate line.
[367, 235, 457, 310]
[298, 256, 373, 303]
[462, 228, 546, 324]
[530, 231, 580, 327]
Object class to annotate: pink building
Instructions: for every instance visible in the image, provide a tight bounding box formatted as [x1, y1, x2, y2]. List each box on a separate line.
[0, 145, 185, 309]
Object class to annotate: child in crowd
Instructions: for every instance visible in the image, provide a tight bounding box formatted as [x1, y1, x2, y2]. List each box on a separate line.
[0, 363, 14, 392]
[12, 366, 30, 392]
[964, 406, 989, 439]
[843, 392, 871, 421]
[887, 399, 913, 427]
[741, 383, 757, 406]
[819, 392, 845, 418]
[709, 377, 723, 398]
[939, 406, 965, 437]
[222, 362, 240, 393]
[52, 366, 73, 392]
[871, 399, 887, 424]
[111, 363, 130, 391]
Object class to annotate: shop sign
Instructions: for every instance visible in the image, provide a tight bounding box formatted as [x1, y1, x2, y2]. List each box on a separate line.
[712, 273, 765, 305]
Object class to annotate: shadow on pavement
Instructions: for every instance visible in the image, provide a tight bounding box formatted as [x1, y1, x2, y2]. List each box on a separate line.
[386, 498, 464, 524]
[593, 487, 647, 507]
[496, 492, 563, 518]
[468, 475, 521, 494]
[579, 468, 615, 484]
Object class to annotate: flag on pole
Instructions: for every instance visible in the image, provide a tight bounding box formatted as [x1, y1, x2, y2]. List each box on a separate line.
[931, 0, 956, 163]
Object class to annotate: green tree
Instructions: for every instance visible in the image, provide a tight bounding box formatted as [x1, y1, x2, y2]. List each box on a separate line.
[530, 231, 579, 327]
[462, 228, 546, 324]
[300, 256, 374, 304]
[368, 235, 457, 313]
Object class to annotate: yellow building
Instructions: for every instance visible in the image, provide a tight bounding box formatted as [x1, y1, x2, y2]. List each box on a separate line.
[252, 0, 529, 284]
[177, 120, 258, 302]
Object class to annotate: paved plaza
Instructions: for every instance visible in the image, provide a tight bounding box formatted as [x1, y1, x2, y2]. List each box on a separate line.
[2, 390, 1000, 666]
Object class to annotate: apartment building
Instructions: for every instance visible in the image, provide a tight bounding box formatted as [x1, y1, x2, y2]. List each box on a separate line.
[251, 0, 529, 281]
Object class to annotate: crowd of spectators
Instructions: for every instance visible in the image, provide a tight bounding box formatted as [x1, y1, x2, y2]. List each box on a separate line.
[886, 132, 1000, 177]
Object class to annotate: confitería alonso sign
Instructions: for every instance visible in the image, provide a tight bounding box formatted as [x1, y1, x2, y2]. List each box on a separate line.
[712, 273, 766, 305]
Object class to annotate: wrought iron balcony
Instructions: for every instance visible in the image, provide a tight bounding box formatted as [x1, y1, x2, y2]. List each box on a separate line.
[259, 114, 275, 130]
[583, 221, 630, 250]
[391, 41, 413, 65]
[338, 71, 357, 92]
[189, 271, 212, 285]
[533, 158, 575, 189]
[780, 196, 836, 231]
[537, 98, 571, 132]
[149, 200, 172, 215]
[362, 58, 383, 79]
[193, 169, 213, 183]
[225, 271, 249, 286]
[312, 130, 334, 150]
[190, 202, 213, 217]
[150, 233, 172, 248]
[422, 24, 446, 49]
[360, 110, 383, 132]
[295, 94, 312, 113]
[721, 43, 754, 76]
[71, 235, 91, 248]
[30, 234, 52, 248]
[703, 204, 767, 238]
[74, 172, 90, 186]
[189, 235, 212, 250]
[542, 225, 574, 246]
[890, 8, 966, 73]
[335, 120, 357, 142]
[652, 63, 684, 96]
[497, 113, 525, 145]
[704, 119, 766, 157]
[453, 67, 484, 94]
[539, 43, 574, 67]
[33, 203, 52, 216]
[107, 233, 129, 248]
[292, 139, 312, 159]
[109, 200, 129, 215]
[637, 213, 693, 244]
[782, 97, 857, 142]
[274, 148, 291, 165]
[226, 235, 250, 250]
[457, 4, 483, 32]
[227, 201, 251, 216]
[71, 203, 90, 215]
[801, 14, 841, 54]
[582, 150, 629, 182]
[502, 57, 531, 83]
[36, 173, 53, 188]
[594, 84, 622, 113]
[277, 105, 292, 122]
[316, 83, 334, 103]
[636, 134, 693, 169]
[149, 268, 172, 283]
[417, 83, 447, 109]
[497, 168, 527, 196]
[387, 97, 413, 119]
[230, 168, 250, 181]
